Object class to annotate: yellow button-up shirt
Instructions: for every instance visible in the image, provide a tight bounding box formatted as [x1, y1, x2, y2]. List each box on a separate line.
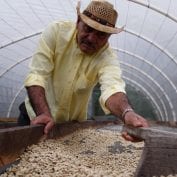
[25, 21, 125, 123]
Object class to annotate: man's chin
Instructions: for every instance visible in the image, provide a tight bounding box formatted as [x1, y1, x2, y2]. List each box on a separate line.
[79, 45, 96, 55]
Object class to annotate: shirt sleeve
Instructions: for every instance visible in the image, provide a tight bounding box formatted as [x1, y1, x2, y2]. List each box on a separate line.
[24, 22, 58, 88]
[98, 56, 126, 114]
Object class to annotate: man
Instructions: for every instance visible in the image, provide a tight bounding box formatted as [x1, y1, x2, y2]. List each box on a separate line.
[18, 0, 148, 141]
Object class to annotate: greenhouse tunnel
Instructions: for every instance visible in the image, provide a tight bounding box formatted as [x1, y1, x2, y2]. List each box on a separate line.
[1, 0, 177, 122]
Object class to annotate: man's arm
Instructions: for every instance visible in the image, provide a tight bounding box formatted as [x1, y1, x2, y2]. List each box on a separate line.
[26, 85, 54, 134]
[24, 23, 58, 134]
[105, 92, 133, 120]
[105, 92, 149, 141]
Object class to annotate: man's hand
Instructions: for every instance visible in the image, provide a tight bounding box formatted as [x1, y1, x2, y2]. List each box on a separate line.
[26, 86, 55, 134]
[122, 111, 149, 142]
[105, 92, 149, 142]
[31, 114, 55, 134]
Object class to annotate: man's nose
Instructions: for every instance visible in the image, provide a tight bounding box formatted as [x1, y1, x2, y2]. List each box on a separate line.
[87, 31, 98, 43]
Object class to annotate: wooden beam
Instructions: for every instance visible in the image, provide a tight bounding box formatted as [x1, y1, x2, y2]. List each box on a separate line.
[0, 125, 44, 168]
[0, 118, 17, 122]
[0, 120, 115, 170]
[123, 125, 177, 176]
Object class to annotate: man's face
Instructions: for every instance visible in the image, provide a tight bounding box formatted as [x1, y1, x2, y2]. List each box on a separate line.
[76, 17, 111, 55]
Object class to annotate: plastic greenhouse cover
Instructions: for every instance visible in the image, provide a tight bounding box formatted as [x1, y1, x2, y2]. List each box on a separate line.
[0, 0, 177, 121]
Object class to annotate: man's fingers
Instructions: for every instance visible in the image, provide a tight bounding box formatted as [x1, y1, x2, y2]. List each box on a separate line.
[44, 121, 54, 134]
[122, 112, 149, 142]
[122, 131, 134, 141]
[141, 119, 149, 127]
[31, 119, 40, 125]
[30, 115, 55, 135]
[135, 117, 149, 128]
[31, 116, 47, 125]
[122, 131, 143, 142]
[132, 118, 142, 127]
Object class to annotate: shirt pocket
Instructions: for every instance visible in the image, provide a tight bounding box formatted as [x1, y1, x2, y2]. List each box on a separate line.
[74, 74, 94, 93]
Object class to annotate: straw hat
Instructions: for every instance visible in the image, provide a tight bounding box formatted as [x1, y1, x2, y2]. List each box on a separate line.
[77, 0, 124, 34]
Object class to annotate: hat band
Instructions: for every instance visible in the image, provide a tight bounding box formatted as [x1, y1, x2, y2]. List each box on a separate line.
[83, 10, 114, 28]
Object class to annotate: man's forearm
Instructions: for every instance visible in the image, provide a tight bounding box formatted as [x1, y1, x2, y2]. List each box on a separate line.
[105, 92, 133, 120]
[106, 92, 149, 142]
[26, 86, 51, 117]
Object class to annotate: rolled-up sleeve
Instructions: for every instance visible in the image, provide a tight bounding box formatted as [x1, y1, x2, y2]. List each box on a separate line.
[98, 59, 126, 114]
[24, 23, 57, 88]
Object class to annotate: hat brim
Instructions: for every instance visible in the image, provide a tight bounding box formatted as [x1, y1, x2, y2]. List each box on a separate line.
[79, 13, 124, 34]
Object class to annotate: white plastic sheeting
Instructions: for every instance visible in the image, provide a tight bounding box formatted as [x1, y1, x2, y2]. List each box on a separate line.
[0, 0, 177, 121]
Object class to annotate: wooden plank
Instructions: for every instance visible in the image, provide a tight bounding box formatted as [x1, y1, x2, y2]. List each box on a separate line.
[0, 120, 115, 171]
[123, 124, 177, 140]
[0, 122, 17, 129]
[0, 118, 17, 129]
[0, 125, 44, 168]
[123, 125, 177, 177]
[136, 136, 177, 177]
[49, 120, 116, 138]
[0, 118, 17, 122]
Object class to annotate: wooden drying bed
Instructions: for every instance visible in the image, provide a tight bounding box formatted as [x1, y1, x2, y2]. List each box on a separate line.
[0, 118, 177, 177]
[0, 119, 116, 174]
[123, 124, 177, 177]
